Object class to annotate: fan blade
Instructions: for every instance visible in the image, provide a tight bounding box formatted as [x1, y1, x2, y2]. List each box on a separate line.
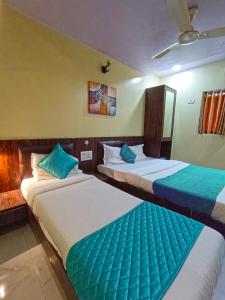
[167, 0, 193, 33]
[200, 27, 225, 39]
[152, 42, 179, 59]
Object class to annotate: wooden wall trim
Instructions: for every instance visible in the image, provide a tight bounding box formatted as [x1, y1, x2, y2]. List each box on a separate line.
[0, 136, 143, 193]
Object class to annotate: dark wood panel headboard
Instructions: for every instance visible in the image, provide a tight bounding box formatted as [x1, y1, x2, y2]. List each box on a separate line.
[97, 140, 144, 165]
[0, 136, 143, 193]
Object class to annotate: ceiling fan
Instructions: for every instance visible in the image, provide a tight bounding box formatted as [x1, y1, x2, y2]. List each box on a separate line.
[152, 0, 225, 59]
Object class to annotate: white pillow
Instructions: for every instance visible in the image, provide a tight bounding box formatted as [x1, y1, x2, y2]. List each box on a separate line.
[129, 144, 146, 160]
[31, 153, 46, 170]
[103, 144, 125, 165]
[31, 153, 80, 180]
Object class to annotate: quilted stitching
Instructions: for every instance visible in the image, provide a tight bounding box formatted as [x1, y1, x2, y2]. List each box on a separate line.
[66, 202, 203, 300]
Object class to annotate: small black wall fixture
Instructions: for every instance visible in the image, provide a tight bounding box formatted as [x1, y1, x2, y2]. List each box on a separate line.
[101, 60, 111, 74]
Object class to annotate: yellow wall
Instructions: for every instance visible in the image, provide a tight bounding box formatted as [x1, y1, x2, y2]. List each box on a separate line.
[162, 60, 225, 169]
[0, 4, 160, 139]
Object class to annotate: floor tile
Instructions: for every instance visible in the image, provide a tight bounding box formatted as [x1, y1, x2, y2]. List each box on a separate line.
[0, 227, 28, 264]
[0, 225, 67, 300]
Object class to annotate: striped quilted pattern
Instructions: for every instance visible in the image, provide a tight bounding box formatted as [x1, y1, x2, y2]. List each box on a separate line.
[66, 202, 203, 300]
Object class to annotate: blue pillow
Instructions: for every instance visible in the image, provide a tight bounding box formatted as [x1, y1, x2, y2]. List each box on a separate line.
[120, 144, 136, 163]
[38, 144, 78, 179]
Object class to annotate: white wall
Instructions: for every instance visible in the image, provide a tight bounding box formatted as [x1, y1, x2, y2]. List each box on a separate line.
[162, 60, 225, 169]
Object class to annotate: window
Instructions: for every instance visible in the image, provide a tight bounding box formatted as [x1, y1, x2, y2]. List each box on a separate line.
[198, 90, 225, 134]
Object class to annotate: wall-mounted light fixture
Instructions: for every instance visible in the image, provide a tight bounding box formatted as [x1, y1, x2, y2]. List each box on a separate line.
[101, 60, 111, 74]
[172, 64, 181, 72]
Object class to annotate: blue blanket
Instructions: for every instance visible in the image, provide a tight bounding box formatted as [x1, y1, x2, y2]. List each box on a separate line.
[66, 202, 203, 300]
[153, 165, 225, 215]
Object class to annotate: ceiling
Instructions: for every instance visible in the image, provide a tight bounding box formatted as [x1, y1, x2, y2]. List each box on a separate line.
[6, 0, 225, 76]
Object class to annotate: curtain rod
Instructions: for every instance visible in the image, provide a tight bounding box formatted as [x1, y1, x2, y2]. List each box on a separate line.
[203, 89, 225, 94]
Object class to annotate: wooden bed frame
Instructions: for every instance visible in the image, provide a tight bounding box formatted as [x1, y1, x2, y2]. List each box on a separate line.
[27, 208, 78, 300]
[97, 141, 225, 238]
[18, 142, 78, 300]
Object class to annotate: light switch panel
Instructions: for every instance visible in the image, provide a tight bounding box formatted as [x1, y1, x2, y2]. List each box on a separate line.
[80, 150, 93, 161]
[187, 98, 195, 104]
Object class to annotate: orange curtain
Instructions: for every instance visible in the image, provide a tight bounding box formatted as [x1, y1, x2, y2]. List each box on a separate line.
[199, 91, 225, 134]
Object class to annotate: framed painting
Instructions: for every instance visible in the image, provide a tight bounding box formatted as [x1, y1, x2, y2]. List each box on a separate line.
[88, 81, 116, 116]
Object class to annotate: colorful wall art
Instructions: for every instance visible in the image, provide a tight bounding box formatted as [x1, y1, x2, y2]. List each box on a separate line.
[88, 81, 117, 116]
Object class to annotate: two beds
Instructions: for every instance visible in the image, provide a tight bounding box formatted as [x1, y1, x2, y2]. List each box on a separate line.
[18, 143, 225, 299]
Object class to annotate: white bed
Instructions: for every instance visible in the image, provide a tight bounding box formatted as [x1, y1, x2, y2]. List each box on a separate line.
[97, 157, 225, 224]
[21, 173, 225, 300]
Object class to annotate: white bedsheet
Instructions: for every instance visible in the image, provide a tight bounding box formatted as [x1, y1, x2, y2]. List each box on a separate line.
[21, 175, 225, 300]
[97, 158, 225, 224]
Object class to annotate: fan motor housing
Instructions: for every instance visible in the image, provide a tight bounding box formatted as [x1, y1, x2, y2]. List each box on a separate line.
[179, 31, 200, 45]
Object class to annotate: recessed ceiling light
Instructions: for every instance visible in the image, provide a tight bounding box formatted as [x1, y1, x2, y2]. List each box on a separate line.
[172, 64, 181, 72]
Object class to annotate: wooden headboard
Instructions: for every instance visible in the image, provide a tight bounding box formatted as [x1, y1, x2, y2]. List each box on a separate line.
[97, 140, 144, 165]
[18, 142, 74, 180]
[0, 136, 143, 192]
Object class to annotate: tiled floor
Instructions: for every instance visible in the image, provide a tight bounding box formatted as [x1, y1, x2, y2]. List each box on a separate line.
[0, 224, 67, 300]
[0, 225, 38, 264]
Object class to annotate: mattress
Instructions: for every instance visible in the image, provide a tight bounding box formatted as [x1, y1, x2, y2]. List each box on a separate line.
[97, 158, 225, 223]
[21, 174, 225, 300]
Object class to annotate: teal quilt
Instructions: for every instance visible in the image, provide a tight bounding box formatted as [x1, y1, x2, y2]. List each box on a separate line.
[153, 165, 225, 215]
[66, 202, 203, 300]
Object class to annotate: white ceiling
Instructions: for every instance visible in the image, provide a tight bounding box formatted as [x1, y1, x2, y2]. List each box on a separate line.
[6, 0, 225, 76]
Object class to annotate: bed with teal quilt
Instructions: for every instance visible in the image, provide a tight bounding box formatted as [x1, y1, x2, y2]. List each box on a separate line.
[153, 164, 225, 219]
[22, 173, 225, 300]
[66, 202, 204, 300]
[98, 158, 225, 224]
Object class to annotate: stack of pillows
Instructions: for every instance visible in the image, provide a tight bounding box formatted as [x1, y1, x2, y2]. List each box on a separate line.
[103, 143, 146, 165]
[32, 144, 80, 180]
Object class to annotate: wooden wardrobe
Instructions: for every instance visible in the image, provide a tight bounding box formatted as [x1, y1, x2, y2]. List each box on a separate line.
[144, 85, 176, 159]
